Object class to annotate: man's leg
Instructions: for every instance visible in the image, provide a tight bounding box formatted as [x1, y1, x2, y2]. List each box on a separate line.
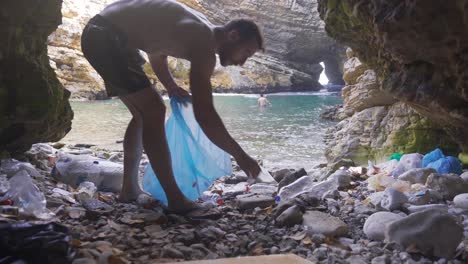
[118, 96, 145, 201]
[120, 87, 200, 212]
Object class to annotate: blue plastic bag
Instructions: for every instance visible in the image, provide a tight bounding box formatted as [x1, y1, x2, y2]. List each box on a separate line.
[422, 148, 444, 168]
[426, 156, 462, 175]
[142, 97, 232, 205]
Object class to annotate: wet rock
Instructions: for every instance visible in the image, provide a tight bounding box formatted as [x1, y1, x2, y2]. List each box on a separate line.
[303, 210, 348, 237]
[198, 226, 226, 240]
[144, 225, 162, 235]
[272, 200, 296, 218]
[225, 171, 249, 184]
[72, 258, 97, 264]
[406, 204, 448, 214]
[294, 192, 321, 207]
[82, 199, 114, 219]
[371, 255, 390, 264]
[236, 194, 275, 210]
[363, 212, 404, 241]
[76, 181, 97, 202]
[278, 168, 307, 190]
[329, 169, 351, 189]
[321, 189, 340, 200]
[353, 202, 376, 215]
[425, 173, 468, 200]
[134, 210, 167, 225]
[275, 205, 303, 227]
[25, 143, 56, 168]
[346, 255, 368, 264]
[386, 209, 463, 259]
[271, 168, 293, 182]
[269, 246, 280, 254]
[162, 246, 184, 259]
[380, 188, 408, 211]
[367, 191, 385, 207]
[329, 159, 355, 173]
[461, 172, 468, 182]
[107, 153, 122, 163]
[407, 190, 434, 205]
[453, 193, 468, 209]
[398, 168, 437, 184]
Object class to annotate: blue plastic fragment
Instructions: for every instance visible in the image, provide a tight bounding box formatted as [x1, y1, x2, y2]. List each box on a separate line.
[275, 196, 281, 203]
[422, 148, 444, 168]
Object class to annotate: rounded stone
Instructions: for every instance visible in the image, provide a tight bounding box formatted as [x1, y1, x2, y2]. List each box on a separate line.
[386, 209, 463, 259]
[453, 193, 468, 209]
[363, 212, 404, 241]
[461, 172, 468, 182]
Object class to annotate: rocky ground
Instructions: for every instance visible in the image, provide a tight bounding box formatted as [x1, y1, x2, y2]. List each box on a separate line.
[1, 143, 467, 264]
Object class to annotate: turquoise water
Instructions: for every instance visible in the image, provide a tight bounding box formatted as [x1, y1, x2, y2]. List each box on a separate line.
[64, 92, 342, 169]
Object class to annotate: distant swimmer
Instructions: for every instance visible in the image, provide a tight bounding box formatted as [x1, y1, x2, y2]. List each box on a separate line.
[258, 94, 270, 107]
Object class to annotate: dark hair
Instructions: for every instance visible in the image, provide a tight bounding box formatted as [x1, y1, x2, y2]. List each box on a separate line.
[224, 19, 265, 51]
[260, 94, 264, 97]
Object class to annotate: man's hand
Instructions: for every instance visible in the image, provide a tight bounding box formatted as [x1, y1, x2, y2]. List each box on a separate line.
[236, 153, 261, 179]
[167, 84, 191, 98]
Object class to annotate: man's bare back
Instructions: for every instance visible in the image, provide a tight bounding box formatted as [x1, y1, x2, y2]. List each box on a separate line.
[101, 0, 214, 61]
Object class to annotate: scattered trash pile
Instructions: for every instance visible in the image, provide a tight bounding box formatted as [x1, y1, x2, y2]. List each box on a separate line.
[0, 143, 467, 263]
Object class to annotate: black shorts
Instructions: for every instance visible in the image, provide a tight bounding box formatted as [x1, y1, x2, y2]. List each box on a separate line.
[81, 15, 151, 97]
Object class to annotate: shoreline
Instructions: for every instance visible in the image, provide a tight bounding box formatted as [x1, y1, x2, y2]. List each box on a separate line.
[68, 87, 343, 102]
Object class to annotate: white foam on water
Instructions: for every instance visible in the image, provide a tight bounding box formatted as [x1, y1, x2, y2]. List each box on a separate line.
[213, 93, 259, 98]
[213, 90, 337, 97]
[268, 89, 336, 96]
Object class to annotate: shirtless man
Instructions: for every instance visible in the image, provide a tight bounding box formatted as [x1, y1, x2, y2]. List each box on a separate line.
[81, 0, 262, 214]
[258, 94, 270, 107]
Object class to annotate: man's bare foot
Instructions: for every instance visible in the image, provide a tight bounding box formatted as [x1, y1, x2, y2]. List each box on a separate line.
[118, 186, 147, 203]
[167, 196, 203, 214]
[167, 197, 222, 220]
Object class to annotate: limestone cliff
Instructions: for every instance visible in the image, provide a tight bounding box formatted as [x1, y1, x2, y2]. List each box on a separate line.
[47, 0, 116, 100]
[47, 0, 345, 99]
[0, 0, 73, 155]
[324, 52, 459, 165]
[179, 0, 346, 85]
[318, 0, 468, 153]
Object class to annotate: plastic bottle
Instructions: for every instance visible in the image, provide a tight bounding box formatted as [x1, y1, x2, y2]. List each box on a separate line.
[199, 193, 223, 206]
[277, 176, 315, 200]
[5, 170, 47, 218]
[247, 166, 277, 184]
[53, 153, 122, 192]
[0, 174, 9, 194]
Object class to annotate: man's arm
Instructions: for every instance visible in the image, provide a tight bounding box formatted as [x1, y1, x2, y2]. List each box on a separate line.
[149, 54, 189, 97]
[190, 54, 260, 177]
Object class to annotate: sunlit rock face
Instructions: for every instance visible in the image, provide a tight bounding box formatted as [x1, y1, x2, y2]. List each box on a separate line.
[0, 0, 73, 155]
[47, 0, 116, 100]
[318, 0, 468, 152]
[180, 0, 346, 85]
[324, 53, 459, 165]
[47, 0, 345, 99]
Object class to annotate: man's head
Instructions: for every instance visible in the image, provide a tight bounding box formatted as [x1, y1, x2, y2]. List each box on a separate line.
[260, 94, 264, 97]
[217, 19, 264, 67]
